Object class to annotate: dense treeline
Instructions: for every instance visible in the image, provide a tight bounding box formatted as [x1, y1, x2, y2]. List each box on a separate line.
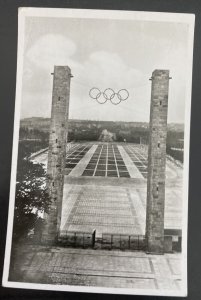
[10, 142, 50, 282]
[18, 140, 48, 158]
[166, 147, 183, 163]
[166, 130, 184, 162]
[13, 139, 50, 244]
[19, 127, 48, 141]
[19, 127, 48, 157]
[167, 130, 184, 148]
[69, 125, 149, 143]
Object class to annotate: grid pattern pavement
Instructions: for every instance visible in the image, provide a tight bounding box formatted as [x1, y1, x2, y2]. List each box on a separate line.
[65, 143, 92, 175]
[123, 144, 183, 180]
[33, 142, 183, 180]
[82, 144, 130, 178]
[118, 145, 144, 179]
[123, 144, 148, 178]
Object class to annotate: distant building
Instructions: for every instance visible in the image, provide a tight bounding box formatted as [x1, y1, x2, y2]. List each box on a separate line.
[98, 129, 116, 142]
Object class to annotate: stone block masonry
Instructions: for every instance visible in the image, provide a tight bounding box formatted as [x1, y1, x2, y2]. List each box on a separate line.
[42, 66, 72, 244]
[146, 70, 170, 254]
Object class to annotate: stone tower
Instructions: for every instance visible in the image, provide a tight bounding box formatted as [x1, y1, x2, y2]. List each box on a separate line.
[42, 66, 72, 244]
[146, 70, 170, 254]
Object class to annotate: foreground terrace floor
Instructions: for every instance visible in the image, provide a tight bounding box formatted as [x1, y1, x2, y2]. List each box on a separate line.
[10, 245, 182, 293]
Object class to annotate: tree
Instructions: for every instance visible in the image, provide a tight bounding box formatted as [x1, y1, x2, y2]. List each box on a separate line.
[13, 150, 50, 242]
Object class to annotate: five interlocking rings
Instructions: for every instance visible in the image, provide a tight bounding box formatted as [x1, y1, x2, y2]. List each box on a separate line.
[89, 88, 129, 105]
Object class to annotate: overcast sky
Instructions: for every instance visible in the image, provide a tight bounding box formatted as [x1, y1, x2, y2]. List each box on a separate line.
[20, 15, 191, 123]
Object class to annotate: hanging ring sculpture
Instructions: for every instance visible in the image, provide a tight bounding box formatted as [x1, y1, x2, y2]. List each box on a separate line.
[89, 88, 129, 105]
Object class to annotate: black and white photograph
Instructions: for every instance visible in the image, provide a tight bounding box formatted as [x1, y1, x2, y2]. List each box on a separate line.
[2, 7, 194, 297]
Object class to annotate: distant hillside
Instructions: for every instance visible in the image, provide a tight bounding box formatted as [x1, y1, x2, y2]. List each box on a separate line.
[20, 117, 184, 133]
[20, 118, 50, 132]
[167, 123, 184, 132]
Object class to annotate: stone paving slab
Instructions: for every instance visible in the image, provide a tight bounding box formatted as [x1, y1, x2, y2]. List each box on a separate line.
[11, 245, 182, 292]
[61, 177, 183, 235]
[61, 183, 143, 236]
[49, 273, 157, 289]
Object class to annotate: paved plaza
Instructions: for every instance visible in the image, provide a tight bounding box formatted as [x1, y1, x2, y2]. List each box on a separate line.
[28, 142, 184, 290]
[35, 142, 183, 236]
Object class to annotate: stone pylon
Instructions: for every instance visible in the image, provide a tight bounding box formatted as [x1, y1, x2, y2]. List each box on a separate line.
[146, 70, 170, 254]
[41, 66, 72, 244]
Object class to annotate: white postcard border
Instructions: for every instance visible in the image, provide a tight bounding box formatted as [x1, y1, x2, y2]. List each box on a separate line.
[2, 7, 195, 297]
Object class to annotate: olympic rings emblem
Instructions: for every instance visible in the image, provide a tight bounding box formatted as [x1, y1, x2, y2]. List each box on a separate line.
[89, 88, 129, 105]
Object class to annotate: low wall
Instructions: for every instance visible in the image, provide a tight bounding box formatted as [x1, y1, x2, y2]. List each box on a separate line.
[58, 230, 96, 248]
[29, 147, 48, 160]
[99, 234, 146, 251]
